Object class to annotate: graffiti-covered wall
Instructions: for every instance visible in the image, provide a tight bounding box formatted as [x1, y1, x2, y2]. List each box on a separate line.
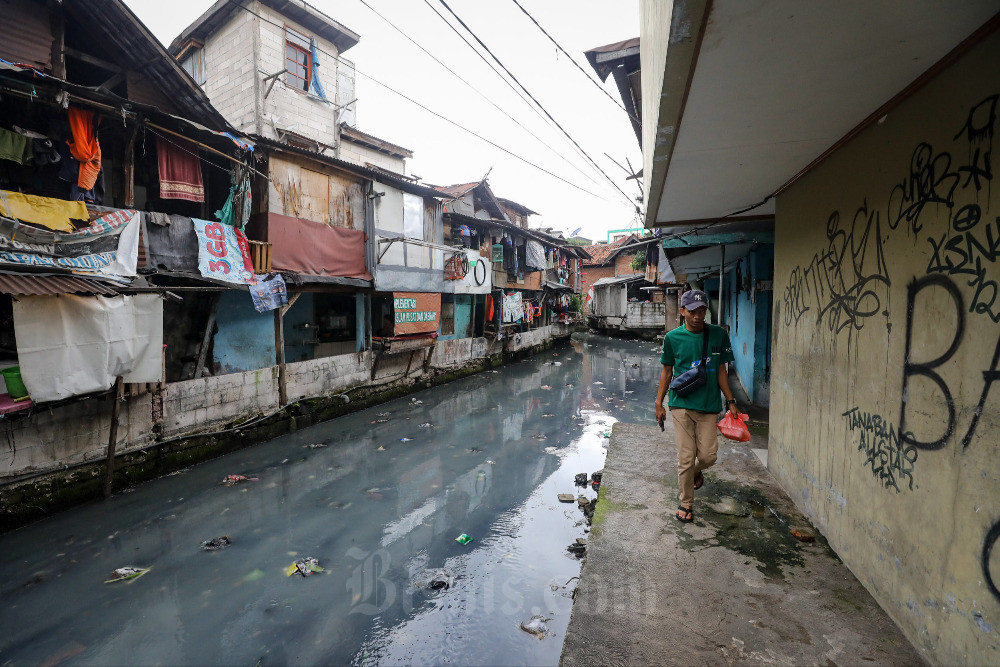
[771, 32, 999, 664]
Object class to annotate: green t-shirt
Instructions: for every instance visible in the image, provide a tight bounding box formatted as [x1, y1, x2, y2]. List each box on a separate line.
[660, 323, 735, 412]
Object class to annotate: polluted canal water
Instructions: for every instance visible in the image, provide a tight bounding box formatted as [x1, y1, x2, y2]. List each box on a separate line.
[0, 334, 662, 666]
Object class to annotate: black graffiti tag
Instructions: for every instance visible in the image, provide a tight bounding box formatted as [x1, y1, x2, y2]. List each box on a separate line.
[842, 407, 916, 492]
[782, 203, 890, 334]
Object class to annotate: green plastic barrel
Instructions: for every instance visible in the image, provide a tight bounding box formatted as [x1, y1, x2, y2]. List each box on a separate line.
[1, 366, 29, 401]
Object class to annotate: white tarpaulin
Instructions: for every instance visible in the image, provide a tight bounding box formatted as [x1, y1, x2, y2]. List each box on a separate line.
[13, 294, 163, 402]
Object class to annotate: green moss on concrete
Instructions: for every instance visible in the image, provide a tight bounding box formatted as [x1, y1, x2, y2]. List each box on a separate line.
[667, 477, 823, 580]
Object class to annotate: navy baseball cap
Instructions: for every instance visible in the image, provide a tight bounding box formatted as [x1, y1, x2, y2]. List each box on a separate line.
[680, 289, 708, 309]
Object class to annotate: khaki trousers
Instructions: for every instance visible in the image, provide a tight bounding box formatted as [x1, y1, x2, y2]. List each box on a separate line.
[671, 408, 719, 506]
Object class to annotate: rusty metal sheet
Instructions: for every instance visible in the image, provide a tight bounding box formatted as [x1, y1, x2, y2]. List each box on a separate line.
[0, 0, 53, 70]
[393, 292, 440, 336]
[0, 273, 119, 296]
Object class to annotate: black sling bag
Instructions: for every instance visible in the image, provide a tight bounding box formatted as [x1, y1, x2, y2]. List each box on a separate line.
[668, 325, 710, 397]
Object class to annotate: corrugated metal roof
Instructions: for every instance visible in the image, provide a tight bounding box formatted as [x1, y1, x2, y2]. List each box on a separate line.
[339, 124, 413, 158]
[0, 274, 119, 296]
[591, 273, 645, 287]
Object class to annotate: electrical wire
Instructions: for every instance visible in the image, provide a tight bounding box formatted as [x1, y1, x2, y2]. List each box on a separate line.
[432, 0, 635, 207]
[222, 0, 613, 201]
[417, 0, 607, 190]
[353, 0, 605, 192]
[509, 0, 638, 124]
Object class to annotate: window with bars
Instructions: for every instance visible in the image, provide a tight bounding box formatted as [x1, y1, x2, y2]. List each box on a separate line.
[285, 26, 311, 91]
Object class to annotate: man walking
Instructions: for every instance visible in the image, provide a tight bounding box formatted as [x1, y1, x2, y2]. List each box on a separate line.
[655, 290, 739, 523]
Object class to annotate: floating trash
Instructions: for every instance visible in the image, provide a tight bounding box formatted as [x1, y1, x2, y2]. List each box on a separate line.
[371, 419, 389, 424]
[306, 443, 327, 449]
[399, 438, 413, 442]
[200, 536, 232, 551]
[553, 361, 561, 366]
[542, 414, 554, 418]
[376, 446, 386, 451]
[286, 557, 324, 577]
[455, 533, 473, 545]
[414, 568, 455, 591]
[593, 381, 603, 385]
[485, 459, 496, 465]
[376, 412, 391, 417]
[465, 447, 483, 453]
[565, 383, 574, 388]
[410, 398, 423, 405]
[534, 434, 548, 440]
[417, 423, 434, 428]
[520, 615, 550, 638]
[540, 385, 552, 390]
[105, 566, 151, 583]
[223, 474, 258, 486]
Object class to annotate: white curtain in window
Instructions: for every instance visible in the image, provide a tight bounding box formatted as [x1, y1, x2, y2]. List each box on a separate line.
[403, 193, 423, 240]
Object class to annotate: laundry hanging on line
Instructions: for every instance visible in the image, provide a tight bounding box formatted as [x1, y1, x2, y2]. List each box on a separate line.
[66, 107, 102, 191]
[157, 135, 205, 202]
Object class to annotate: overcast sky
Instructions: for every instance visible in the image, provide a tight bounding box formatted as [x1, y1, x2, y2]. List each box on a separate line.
[127, 0, 642, 242]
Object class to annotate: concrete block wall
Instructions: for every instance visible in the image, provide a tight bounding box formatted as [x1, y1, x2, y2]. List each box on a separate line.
[257, 3, 340, 146]
[429, 337, 487, 368]
[0, 392, 155, 479]
[285, 351, 371, 402]
[625, 302, 665, 329]
[162, 368, 280, 436]
[201, 5, 259, 133]
[506, 325, 555, 353]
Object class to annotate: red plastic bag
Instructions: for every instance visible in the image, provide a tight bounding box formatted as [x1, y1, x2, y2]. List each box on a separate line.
[717, 412, 751, 442]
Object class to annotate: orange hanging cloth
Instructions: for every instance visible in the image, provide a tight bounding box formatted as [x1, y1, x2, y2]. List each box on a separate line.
[486, 294, 494, 321]
[66, 107, 102, 191]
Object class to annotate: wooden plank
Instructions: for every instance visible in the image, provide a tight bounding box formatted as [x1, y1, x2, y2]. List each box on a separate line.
[275, 308, 287, 405]
[194, 295, 220, 379]
[103, 376, 124, 499]
[123, 126, 137, 207]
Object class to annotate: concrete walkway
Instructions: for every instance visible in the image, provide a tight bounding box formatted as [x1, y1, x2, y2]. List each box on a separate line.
[560, 421, 927, 666]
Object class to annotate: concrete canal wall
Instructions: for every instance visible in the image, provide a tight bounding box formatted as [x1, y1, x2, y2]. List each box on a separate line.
[0, 325, 571, 532]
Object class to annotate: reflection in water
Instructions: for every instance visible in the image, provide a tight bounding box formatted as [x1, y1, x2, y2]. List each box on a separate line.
[0, 334, 661, 666]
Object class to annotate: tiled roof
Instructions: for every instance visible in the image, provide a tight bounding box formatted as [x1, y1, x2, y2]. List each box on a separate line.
[581, 238, 634, 266]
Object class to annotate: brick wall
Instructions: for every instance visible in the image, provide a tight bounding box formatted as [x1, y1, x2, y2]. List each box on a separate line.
[581, 265, 615, 314]
[614, 251, 639, 275]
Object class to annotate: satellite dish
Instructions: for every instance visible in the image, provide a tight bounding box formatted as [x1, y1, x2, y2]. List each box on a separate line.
[570, 227, 583, 237]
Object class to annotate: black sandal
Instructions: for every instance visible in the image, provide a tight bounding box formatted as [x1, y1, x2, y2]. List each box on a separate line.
[693, 470, 704, 490]
[675, 505, 693, 523]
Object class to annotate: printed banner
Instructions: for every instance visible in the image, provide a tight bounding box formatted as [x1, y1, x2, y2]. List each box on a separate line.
[393, 291, 440, 335]
[250, 273, 288, 313]
[191, 218, 255, 284]
[0, 209, 139, 282]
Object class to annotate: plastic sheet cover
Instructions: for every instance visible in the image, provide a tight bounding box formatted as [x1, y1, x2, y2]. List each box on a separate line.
[525, 240, 547, 270]
[13, 294, 163, 402]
